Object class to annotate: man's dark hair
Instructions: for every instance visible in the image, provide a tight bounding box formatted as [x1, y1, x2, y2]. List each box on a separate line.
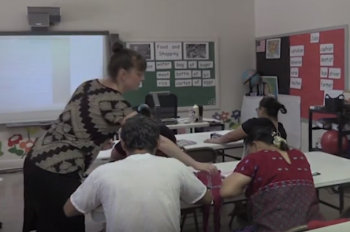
[120, 115, 160, 154]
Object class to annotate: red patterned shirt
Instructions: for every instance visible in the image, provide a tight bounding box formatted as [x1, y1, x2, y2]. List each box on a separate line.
[234, 149, 324, 232]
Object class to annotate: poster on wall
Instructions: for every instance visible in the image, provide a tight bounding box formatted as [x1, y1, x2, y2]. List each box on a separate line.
[266, 38, 281, 59]
[262, 76, 279, 98]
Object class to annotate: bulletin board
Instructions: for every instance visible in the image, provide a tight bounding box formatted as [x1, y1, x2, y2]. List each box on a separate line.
[256, 26, 348, 120]
[122, 38, 220, 110]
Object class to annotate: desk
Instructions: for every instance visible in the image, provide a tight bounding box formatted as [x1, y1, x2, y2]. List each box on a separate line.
[96, 130, 243, 161]
[167, 118, 224, 131]
[91, 152, 350, 223]
[308, 221, 350, 231]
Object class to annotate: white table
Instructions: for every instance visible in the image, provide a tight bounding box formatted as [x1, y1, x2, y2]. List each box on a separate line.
[91, 152, 350, 223]
[167, 118, 224, 131]
[96, 130, 243, 161]
[308, 221, 350, 231]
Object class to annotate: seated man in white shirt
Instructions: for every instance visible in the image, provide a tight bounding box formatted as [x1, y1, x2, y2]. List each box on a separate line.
[63, 114, 213, 232]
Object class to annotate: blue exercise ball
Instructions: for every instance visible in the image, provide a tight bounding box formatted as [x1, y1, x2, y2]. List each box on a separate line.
[242, 69, 261, 86]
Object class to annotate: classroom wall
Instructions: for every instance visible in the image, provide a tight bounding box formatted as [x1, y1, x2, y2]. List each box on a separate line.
[255, 0, 350, 151]
[0, 0, 255, 169]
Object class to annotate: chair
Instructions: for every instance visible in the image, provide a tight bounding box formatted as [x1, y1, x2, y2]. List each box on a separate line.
[145, 93, 178, 119]
[185, 147, 218, 163]
[180, 147, 218, 232]
[340, 205, 350, 218]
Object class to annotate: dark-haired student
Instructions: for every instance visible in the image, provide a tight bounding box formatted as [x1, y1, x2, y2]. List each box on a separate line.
[22, 42, 216, 232]
[204, 96, 288, 144]
[64, 115, 213, 232]
[111, 104, 177, 161]
[220, 125, 324, 232]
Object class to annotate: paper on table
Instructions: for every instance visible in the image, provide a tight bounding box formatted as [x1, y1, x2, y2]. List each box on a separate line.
[157, 79, 170, 87]
[290, 57, 302, 67]
[174, 61, 187, 69]
[198, 61, 213, 69]
[177, 139, 197, 147]
[320, 67, 328, 78]
[290, 45, 304, 57]
[320, 44, 334, 54]
[155, 42, 182, 60]
[202, 79, 215, 87]
[320, 79, 333, 91]
[320, 55, 334, 66]
[202, 70, 211, 78]
[188, 61, 197, 68]
[192, 70, 201, 78]
[175, 70, 191, 79]
[290, 68, 299, 77]
[329, 68, 341, 79]
[156, 71, 171, 79]
[310, 33, 320, 43]
[290, 78, 302, 89]
[146, 62, 155, 72]
[156, 61, 172, 69]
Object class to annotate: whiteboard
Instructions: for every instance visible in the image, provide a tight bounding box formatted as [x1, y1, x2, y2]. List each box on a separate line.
[241, 95, 301, 149]
[0, 33, 108, 124]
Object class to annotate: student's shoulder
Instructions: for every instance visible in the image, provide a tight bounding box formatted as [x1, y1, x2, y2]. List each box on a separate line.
[242, 117, 270, 133]
[85, 163, 115, 181]
[159, 124, 177, 143]
[161, 157, 188, 170]
[243, 117, 272, 126]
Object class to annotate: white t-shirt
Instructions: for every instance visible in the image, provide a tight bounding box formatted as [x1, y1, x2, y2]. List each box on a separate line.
[70, 154, 207, 232]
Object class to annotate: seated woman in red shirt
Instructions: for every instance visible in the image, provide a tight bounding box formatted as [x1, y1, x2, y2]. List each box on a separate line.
[111, 104, 177, 161]
[220, 125, 324, 232]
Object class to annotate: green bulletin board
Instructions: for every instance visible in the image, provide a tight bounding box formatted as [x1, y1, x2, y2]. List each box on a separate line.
[124, 39, 219, 110]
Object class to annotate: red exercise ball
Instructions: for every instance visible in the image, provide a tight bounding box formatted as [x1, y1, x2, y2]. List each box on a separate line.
[320, 130, 349, 155]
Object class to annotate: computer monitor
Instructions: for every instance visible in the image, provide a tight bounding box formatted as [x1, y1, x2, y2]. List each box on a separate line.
[146, 91, 177, 120]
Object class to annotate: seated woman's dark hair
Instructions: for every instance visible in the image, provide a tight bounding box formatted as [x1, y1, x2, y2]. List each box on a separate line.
[245, 125, 289, 151]
[259, 96, 287, 119]
[132, 104, 151, 118]
[107, 42, 147, 79]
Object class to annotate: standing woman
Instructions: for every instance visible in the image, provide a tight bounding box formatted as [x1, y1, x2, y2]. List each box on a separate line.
[22, 43, 216, 232]
[205, 96, 288, 144]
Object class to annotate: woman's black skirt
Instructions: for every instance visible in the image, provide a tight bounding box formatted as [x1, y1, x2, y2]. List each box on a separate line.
[22, 157, 85, 232]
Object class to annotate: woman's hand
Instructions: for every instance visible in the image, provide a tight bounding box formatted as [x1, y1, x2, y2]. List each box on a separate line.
[194, 162, 218, 174]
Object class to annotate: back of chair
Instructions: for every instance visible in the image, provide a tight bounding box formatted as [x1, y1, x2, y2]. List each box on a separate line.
[340, 206, 350, 219]
[284, 225, 308, 232]
[184, 147, 217, 163]
[145, 93, 178, 119]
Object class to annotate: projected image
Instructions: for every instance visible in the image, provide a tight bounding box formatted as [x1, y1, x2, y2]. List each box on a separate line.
[0, 35, 105, 119]
[127, 42, 154, 60]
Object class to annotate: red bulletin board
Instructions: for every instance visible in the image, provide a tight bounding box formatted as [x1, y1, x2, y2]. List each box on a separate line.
[289, 28, 346, 120]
